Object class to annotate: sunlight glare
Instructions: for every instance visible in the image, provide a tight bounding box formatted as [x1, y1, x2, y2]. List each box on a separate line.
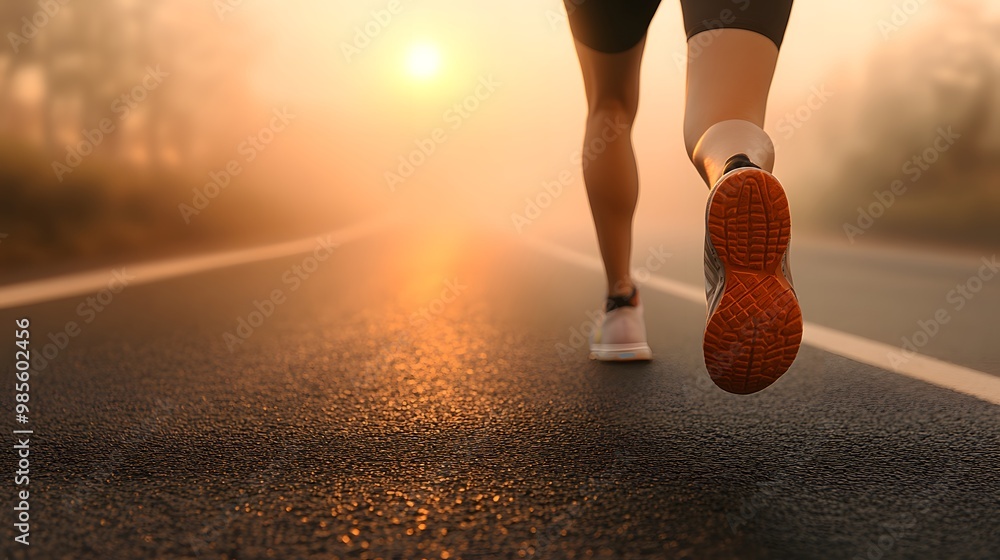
[406, 43, 442, 80]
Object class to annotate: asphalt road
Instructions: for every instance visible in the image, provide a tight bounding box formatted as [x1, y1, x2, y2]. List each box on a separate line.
[2, 225, 999, 559]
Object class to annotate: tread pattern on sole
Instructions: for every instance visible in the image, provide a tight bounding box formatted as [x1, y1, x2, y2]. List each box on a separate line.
[703, 170, 803, 394]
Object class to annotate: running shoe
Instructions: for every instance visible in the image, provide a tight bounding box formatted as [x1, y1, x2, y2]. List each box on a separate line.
[702, 154, 802, 393]
[589, 287, 653, 361]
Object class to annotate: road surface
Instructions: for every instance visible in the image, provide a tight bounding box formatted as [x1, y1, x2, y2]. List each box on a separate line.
[2, 222, 998, 559]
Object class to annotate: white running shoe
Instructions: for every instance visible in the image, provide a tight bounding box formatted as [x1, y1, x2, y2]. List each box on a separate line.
[588, 288, 653, 361]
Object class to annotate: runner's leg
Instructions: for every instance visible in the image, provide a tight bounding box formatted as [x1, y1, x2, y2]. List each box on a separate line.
[683, 28, 780, 186]
[571, 38, 647, 296]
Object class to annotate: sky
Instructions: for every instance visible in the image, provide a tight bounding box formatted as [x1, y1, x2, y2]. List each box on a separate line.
[229, 0, 943, 245]
[5, 0, 989, 269]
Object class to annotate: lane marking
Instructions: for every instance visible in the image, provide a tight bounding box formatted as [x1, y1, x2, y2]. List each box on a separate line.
[525, 237, 1000, 406]
[0, 216, 394, 310]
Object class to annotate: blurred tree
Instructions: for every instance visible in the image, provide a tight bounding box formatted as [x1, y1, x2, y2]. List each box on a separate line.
[0, 0, 263, 173]
[0, 0, 275, 269]
[798, 0, 1000, 247]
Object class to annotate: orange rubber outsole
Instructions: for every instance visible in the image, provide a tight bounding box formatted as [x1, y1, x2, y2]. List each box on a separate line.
[703, 168, 802, 394]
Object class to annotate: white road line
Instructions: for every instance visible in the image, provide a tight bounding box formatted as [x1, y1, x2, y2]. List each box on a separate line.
[0, 216, 394, 310]
[525, 237, 1000, 406]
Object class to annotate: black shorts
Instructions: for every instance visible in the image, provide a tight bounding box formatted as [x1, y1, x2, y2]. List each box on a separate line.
[564, 0, 794, 53]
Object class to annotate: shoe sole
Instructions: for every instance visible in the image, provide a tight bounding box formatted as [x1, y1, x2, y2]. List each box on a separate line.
[589, 343, 653, 362]
[703, 168, 802, 394]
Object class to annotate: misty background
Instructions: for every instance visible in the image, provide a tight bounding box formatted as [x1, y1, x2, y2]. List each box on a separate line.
[0, 0, 997, 275]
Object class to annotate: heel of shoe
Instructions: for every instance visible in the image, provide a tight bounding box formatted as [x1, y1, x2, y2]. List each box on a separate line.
[703, 168, 802, 393]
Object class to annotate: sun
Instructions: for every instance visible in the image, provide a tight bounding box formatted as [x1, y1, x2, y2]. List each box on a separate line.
[405, 43, 442, 80]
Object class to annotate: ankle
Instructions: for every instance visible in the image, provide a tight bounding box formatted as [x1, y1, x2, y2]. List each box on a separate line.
[608, 279, 635, 298]
[605, 284, 639, 312]
[722, 153, 761, 175]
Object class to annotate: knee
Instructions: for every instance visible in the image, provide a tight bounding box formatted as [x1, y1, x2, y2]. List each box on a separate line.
[683, 114, 728, 161]
[683, 124, 701, 162]
[587, 96, 638, 130]
[684, 110, 762, 161]
[684, 113, 716, 160]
